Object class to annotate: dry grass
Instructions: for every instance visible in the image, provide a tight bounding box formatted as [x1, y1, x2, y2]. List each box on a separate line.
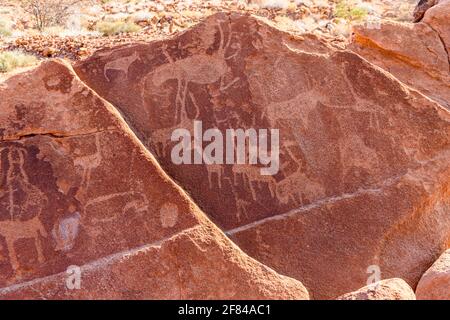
[95, 20, 141, 36]
[0, 51, 38, 73]
[0, 18, 12, 37]
[259, 0, 290, 9]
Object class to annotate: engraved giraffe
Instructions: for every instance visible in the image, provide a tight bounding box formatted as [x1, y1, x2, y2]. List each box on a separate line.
[150, 19, 240, 124]
[0, 147, 48, 272]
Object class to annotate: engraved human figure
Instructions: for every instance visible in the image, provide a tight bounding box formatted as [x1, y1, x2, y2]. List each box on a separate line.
[0, 147, 48, 273]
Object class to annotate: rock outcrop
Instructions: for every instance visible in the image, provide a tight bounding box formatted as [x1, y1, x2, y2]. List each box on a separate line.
[416, 249, 450, 300]
[336, 278, 416, 300]
[413, 0, 439, 23]
[351, 0, 450, 109]
[0, 59, 309, 299]
[74, 12, 450, 299]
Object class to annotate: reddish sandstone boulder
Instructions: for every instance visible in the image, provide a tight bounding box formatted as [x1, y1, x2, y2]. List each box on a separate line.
[74, 12, 450, 299]
[351, 17, 450, 108]
[416, 249, 450, 300]
[413, 0, 439, 22]
[422, 0, 450, 54]
[0, 223, 309, 299]
[0, 60, 309, 299]
[337, 278, 416, 300]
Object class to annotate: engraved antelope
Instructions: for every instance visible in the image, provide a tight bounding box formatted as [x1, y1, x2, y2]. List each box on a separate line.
[231, 164, 277, 201]
[73, 133, 102, 189]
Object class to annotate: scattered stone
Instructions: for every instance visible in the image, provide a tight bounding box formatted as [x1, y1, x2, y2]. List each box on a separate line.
[42, 47, 58, 57]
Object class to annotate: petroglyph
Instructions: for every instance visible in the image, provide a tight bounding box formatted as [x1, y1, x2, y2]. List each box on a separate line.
[262, 91, 319, 128]
[0, 216, 47, 272]
[150, 19, 239, 123]
[159, 203, 179, 228]
[275, 168, 325, 205]
[104, 51, 141, 82]
[149, 116, 197, 158]
[73, 133, 102, 189]
[0, 146, 48, 272]
[225, 177, 252, 223]
[83, 190, 149, 225]
[206, 164, 224, 189]
[231, 164, 276, 201]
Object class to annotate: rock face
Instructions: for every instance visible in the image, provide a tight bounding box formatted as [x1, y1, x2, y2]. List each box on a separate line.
[0, 60, 309, 299]
[413, 0, 439, 22]
[336, 278, 416, 300]
[351, 0, 450, 109]
[422, 0, 450, 54]
[74, 12, 450, 299]
[416, 249, 450, 300]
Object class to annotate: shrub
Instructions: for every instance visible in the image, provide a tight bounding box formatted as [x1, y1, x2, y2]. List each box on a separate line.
[0, 51, 38, 73]
[20, 0, 88, 31]
[95, 20, 141, 36]
[335, 0, 369, 21]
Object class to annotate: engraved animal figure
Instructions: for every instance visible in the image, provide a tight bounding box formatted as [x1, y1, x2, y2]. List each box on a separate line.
[0, 216, 47, 271]
[83, 190, 149, 225]
[73, 133, 102, 189]
[0, 147, 48, 272]
[150, 20, 239, 123]
[149, 92, 200, 157]
[275, 167, 325, 205]
[206, 164, 224, 189]
[225, 177, 251, 223]
[104, 51, 141, 82]
[231, 164, 277, 201]
[262, 91, 317, 128]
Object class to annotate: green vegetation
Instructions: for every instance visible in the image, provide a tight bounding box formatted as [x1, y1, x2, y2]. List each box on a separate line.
[0, 51, 38, 73]
[96, 20, 141, 36]
[335, 0, 369, 21]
